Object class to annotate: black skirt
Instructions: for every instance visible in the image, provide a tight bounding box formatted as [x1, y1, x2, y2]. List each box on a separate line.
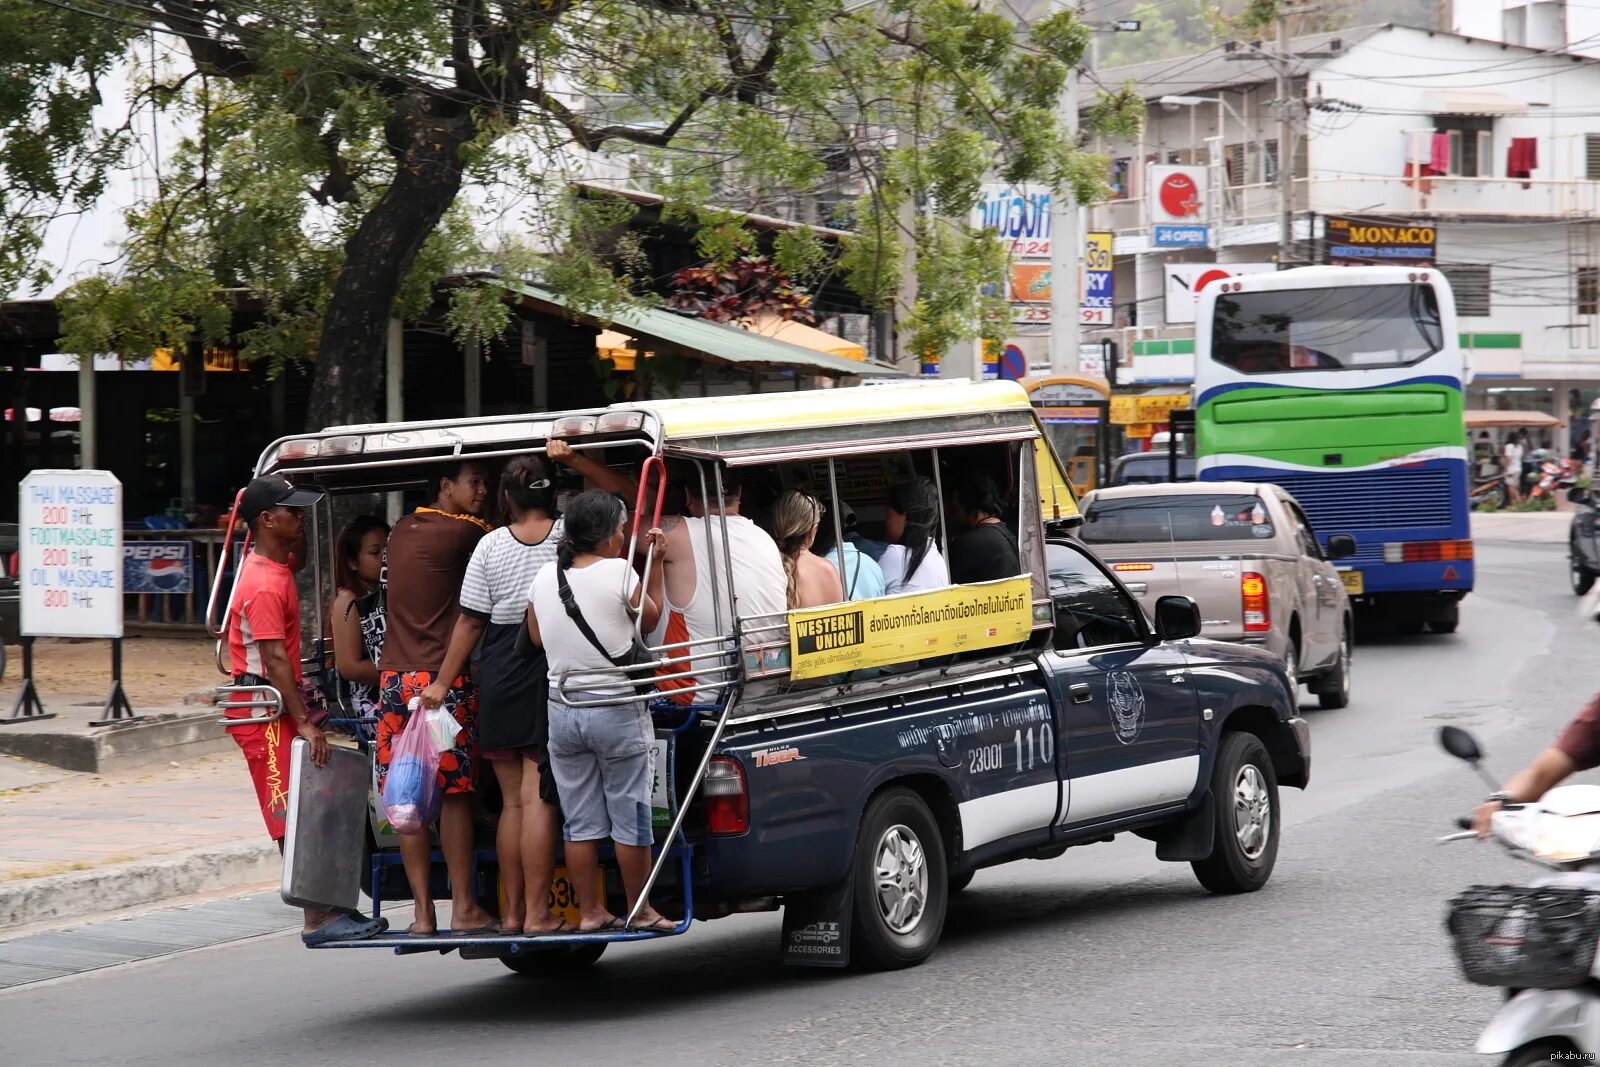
[474, 618, 549, 752]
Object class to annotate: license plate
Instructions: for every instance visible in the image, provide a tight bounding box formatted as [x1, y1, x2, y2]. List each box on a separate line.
[499, 864, 590, 928]
[1340, 570, 1364, 594]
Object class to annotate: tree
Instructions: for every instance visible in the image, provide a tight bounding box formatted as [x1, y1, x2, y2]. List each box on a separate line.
[5, 0, 1140, 431]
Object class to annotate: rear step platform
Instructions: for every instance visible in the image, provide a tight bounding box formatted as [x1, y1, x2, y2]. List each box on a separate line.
[309, 921, 689, 952]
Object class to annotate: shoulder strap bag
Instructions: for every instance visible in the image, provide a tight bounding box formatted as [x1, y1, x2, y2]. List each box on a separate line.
[555, 566, 657, 698]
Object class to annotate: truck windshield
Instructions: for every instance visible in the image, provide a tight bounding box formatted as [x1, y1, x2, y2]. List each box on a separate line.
[1079, 494, 1274, 544]
[1211, 283, 1443, 373]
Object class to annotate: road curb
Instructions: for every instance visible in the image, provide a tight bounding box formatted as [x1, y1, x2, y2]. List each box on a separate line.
[0, 840, 280, 934]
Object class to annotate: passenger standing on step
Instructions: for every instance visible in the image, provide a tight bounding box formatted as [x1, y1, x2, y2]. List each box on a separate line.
[528, 490, 676, 933]
[224, 476, 385, 945]
[375, 460, 496, 937]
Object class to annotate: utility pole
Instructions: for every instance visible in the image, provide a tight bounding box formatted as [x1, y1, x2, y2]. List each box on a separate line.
[1049, 46, 1080, 377]
[1276, 11, 1295, 267]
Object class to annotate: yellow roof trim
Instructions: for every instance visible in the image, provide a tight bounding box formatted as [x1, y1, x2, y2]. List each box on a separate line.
[623, 379, 1034, 439]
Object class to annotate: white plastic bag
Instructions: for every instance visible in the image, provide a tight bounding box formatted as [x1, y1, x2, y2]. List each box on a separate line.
[408, 696, 460, 754]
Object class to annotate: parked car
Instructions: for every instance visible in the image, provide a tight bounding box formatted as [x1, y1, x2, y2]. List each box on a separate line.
[1077, 481, 1357, 708]
[1109, 449, 1196, 486]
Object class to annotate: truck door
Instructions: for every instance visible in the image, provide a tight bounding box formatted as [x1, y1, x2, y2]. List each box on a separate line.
[1042, 541, 1200, 828]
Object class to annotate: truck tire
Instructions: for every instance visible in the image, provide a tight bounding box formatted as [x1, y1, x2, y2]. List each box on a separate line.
[1427, 601, 1460, 634]
[1573, 541, 1596, 595]
[1314, 627, 1351, 710]
[500, 942, 607, 976]
[850, 788, 948, 971]
[1191, 732, 1279, 895]
[1502, 1043, 1569, 1067]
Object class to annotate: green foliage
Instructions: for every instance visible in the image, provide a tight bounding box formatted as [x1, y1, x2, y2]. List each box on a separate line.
[9, 0, 1136, 380]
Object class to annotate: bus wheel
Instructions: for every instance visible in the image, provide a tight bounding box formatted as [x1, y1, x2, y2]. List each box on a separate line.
[851, 788, 948, 970]
[500, 942, 607, 976]
[1427, 602, 1460, 634]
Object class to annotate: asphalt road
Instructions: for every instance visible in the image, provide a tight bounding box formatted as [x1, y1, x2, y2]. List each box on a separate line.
[2, 538, 1590, 1067]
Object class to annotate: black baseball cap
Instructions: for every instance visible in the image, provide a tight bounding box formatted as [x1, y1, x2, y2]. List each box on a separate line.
[239, 476, 323, 523]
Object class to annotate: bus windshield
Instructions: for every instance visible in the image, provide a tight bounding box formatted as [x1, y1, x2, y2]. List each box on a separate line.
[1210, 284, 1444, 374]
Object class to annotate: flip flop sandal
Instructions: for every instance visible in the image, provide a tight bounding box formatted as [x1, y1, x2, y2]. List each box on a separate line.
[448, 923, 500, 936]
[302, 913, 388, 946]
[403, 923, 437, 937]
[634, 917, 677, 933]
[522, 918, 572, 938]
[578, 916, 624, 933]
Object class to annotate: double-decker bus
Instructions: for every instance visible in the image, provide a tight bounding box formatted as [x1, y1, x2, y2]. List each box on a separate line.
[1193, 265, 1471, 634]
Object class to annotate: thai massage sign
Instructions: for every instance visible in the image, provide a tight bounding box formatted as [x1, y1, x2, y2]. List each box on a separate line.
[19, 470, 124, 638]
[1325, 216, 1436, 264]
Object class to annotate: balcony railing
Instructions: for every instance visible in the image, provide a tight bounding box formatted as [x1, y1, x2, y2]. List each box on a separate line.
[1089, 175, 1600, 237]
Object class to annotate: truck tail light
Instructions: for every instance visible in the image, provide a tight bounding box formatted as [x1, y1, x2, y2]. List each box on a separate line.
[1241, 571, 1270, 632]
[1383, 539, 1474, 563]
[702, 757, 748, 836]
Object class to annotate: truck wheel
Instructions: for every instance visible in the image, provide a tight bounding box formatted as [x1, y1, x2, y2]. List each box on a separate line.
[1502, 1043, 1568, 1067]
[1315, 628, 1351, 709]
[1573, 541, 1596, 595]
[500, 942, 607, 976]
[1427, 602, 1460, 634]
[850, 788, 948, 970]
[1191, 732, 1279, 895]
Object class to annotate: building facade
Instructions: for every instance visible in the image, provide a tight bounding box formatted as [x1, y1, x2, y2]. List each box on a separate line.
[1085, 17, 1600, 452]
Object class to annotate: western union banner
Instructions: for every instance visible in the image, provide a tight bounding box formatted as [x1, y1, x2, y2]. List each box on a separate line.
[787, 576, 1035, 680]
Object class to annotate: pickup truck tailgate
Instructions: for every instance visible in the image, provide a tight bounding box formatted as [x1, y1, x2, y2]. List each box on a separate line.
[1093, 549, 1248, 637]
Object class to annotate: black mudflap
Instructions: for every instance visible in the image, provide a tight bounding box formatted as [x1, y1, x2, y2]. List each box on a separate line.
[780, 871, 855, 969]
[1153, 792, 1216, 862]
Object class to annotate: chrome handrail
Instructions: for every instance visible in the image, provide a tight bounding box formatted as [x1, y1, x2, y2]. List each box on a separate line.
[214, 684, 284, 725]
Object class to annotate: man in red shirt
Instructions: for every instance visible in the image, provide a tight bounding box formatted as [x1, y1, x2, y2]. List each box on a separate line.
[225, 475, 385, 943]
[1474, 698, 1600, 834]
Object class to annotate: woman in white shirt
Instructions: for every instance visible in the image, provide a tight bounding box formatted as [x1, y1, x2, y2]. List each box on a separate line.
[528, 490, 674, 933]
[879, 477, 950, 595]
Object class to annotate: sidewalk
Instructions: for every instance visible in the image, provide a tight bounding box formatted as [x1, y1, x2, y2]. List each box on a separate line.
[1470, 509, 1570, 545]
[0, 750, 278, 932]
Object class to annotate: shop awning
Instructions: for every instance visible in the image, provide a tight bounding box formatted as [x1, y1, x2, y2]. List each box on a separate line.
[1464, 408, 1561, 429]
[1422, 90, 1529, 117]
[505, 282, 906, 378]
[597, 316, 867, 372]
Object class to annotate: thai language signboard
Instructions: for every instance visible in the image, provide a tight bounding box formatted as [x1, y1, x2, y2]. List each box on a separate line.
[787, 576, 1034, 680]
[19, 470, 123, 638]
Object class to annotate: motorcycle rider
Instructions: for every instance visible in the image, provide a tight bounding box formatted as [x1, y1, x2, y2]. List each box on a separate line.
[1472, 698, 1600, 834]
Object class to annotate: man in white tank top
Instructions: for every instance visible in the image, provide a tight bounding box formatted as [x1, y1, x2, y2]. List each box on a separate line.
[653, 474, 786, 704]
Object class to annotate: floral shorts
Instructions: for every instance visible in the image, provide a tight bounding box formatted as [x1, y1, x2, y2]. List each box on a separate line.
[375, 670, 478, 796]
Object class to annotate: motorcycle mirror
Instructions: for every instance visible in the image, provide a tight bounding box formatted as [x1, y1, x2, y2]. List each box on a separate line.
[1438, 725, 1483, 764]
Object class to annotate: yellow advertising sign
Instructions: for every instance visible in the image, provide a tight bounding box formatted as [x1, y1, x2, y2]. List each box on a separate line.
[787, 576, 1035, 680]
[1110, 393, 1191, 425]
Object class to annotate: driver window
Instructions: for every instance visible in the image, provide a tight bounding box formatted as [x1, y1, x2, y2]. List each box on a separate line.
[1046, 541, 1145, 650]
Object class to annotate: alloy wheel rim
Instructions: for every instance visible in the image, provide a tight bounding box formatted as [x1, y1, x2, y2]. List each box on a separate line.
[1233, 765, 1271, 861]
[1284, 644, 1298, 690]
[1338, 636, 1350, 699]
[874, 823, 928, 934]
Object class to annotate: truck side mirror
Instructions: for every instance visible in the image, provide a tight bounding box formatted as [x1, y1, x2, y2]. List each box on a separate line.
[1154, 595, 1202, 641]
[1325, 534, 1357, 560]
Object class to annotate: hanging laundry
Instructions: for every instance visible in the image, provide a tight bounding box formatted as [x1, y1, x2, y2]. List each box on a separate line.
[1430, 132, 1452, 175]
[1507, 137, 1538, 187]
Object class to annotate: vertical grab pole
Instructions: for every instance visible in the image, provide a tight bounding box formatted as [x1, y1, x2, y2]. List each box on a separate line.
[623, 692, 741, 929]
[930, 448, 950, 554]
[207, 489, 251, 676]
[825, 459, 848, 595]
[630, 455, 668, 641]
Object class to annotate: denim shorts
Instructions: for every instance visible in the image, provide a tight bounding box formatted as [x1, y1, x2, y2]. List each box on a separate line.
[545, 694, 654, 847]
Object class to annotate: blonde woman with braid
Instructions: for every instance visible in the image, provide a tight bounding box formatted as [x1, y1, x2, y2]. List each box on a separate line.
[769, 490, 844, 609]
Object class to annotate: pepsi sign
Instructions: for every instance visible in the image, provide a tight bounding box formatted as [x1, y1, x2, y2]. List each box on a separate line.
[124, 542, 194, 594]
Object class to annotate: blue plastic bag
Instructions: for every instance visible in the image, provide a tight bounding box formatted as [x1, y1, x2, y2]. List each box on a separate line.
[380, 702, 441, 835]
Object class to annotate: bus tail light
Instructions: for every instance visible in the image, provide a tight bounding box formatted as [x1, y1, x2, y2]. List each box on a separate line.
[1241, 572, 1271, 632]
[1383, 540, 1474, 563]
[703, 757, 749, 836]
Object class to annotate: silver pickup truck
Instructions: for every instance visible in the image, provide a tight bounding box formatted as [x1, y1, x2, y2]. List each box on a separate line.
[1077, 480, 1357, 709]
